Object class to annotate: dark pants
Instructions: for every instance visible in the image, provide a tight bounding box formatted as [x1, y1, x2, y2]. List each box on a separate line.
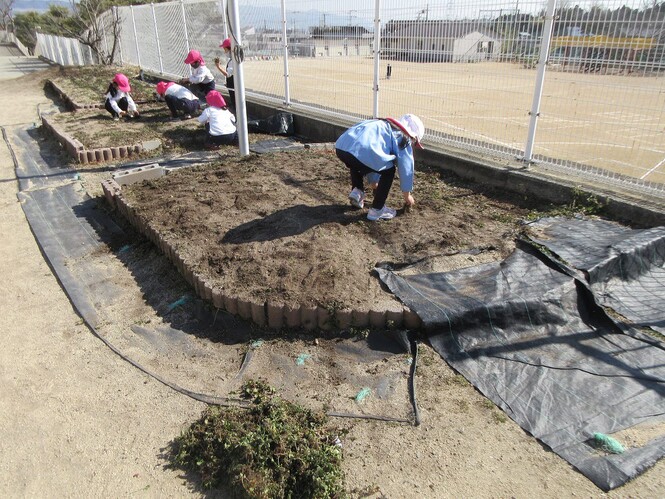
[336, 148, 395, 209]
[204, 124, 237, 148]
[226, 76, 235, 110]
[197, 80, 215, 97]
[105, 97, 128, 118]
[164, 94, 200, 117]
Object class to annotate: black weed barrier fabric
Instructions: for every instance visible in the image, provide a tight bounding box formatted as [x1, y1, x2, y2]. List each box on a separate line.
[376, 241, 665, 491]
[527, 217, 665, 335]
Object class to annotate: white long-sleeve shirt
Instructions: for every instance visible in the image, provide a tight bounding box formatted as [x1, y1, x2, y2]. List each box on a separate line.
[165, 83, 199, 101]
[188, 65, 214, 84]
[105, 89, 137, 114]
[198, 107, 236, 136]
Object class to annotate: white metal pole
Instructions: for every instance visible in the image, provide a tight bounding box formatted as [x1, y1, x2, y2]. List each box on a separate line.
[151, 3, 164, 74]
[227, 0, 249, 156]
[219, 0, 228, 39]
[523, 0, 556, 163]
[372, 0, 381, 118]
[180, 0, 191, 75]
[280, 0, 290, 105]
[130, 6, 141, 67]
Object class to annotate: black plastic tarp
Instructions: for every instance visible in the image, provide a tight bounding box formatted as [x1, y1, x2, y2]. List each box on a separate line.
[376, 241, 665, 491]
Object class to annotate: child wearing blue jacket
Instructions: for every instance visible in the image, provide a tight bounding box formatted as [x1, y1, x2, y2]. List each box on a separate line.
[335, 114, 424, 221]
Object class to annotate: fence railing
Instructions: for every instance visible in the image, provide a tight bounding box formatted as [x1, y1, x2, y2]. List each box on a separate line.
[35, 0, 665, 197]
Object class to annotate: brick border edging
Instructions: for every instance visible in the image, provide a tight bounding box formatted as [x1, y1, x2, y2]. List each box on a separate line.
[104, 180, 422, 332]
[41, 114, 147, 164]
[45, 79, 103, 111]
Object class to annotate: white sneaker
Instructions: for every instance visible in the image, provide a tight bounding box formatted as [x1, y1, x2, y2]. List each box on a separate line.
[367, 206, 397, 221]
[348, 188, 366, 209]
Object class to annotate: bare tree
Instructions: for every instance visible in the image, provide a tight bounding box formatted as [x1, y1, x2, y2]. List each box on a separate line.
[1, 0, 15, 31]
[69, 0, 121, 65]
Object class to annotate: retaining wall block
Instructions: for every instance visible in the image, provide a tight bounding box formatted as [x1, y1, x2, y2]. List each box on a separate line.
[223, 295, 238, 315]
[119, 146, 128, 158]
[386, 309, 404, 328]
[267, 302, 284, 330]
[203, 282, 213, 302]
[301, 306, 318, 330]
[111, 147, 120, 159]
[212, 288, 224, 309]
[87, 150, 96, 163]
[352, 309, 370, 328]
[335, 309, 353, 329]
[369, 310, 386, 329]
[317, 307, 333, 330]
[95, 149, 104, 162]
[133, 144, 142, 154]
[237, 299, 252, 320]
[284, 305, 301, 328]
[78, 151, 87, 164]
[103, 148, 112, 162]
[184, 267, 194, 287]
[403, 309, 422, 330]
[250, 301, 267, 327]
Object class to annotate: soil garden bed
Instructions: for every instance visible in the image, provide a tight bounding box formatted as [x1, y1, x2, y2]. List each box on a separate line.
[117, 148, 548, 330]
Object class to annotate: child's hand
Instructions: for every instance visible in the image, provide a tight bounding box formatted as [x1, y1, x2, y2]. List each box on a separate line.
[214, 57, 220, 64]
[403, 192, 415, 207]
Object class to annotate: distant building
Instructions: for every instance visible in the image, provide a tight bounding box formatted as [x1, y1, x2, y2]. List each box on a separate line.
[308, 26, 373, 58]
[383, 20, 502, 62]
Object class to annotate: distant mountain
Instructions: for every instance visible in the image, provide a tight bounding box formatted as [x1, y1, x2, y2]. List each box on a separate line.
[13, 0, 71, 13]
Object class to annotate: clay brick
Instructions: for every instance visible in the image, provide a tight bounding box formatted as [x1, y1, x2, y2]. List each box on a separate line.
[386, 309, 404, 328]
[203, 282, 213, 302]
[78, 151, 87, 164]
[251, 301, 266, 327]
[223, 295, 238, 315]
[237, 299, 252, 320]
[317, 307, 332, 330]
[284, 305, 301, 328]
[103, 148, 112, 161]
[111, 147, 120, 159]
[403, 309, 422, 330]
[352, 309, 370, 328]
[369, 310, 386, 328]
[87, 150, 96, 163]
[335, 309, 352, 329]
[119, 146, 128, 158]
[95, 149, 104, 162]
[301, 306, 318, 330]
[212, 288, 224, 308]
[133, 144, 142, 154]
[267, 302, 284, 330]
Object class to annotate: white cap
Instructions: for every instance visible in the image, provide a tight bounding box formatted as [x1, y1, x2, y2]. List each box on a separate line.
[398, 114, 425, 144]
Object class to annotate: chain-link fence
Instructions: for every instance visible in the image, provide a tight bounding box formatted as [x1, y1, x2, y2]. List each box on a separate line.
[36, 0, 665, 196]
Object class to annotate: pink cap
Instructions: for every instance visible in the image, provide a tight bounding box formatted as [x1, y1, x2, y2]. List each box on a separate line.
[184, 50, 204, 65]
[220, 38, 231, 49]
[113, 73, 131, 93]
[155, 81, 175, 96]
[205, 90, 226, 109]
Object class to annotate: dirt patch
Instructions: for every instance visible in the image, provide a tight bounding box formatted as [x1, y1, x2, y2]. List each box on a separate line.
[121, 148, 535, 316]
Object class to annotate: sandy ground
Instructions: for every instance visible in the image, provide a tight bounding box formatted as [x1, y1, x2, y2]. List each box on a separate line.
[1, 47, 664, 498]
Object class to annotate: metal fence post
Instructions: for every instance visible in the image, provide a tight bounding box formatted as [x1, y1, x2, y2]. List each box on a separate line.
[115, 7, 124, 64]
[280, 0, 290, 106]
[372, 0, 381, 118]
[151, 3, 164, 74]
[180, 0, 191, 75]
[130, 6, 141, 67]
[523, 0, 557, 163]
[227, 0, 249, 156]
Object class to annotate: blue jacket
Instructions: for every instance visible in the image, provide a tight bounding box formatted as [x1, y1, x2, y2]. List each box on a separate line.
[335, 119, 415, 192]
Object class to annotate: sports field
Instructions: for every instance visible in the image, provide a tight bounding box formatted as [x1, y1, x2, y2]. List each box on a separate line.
[243, 58, 665, 186]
